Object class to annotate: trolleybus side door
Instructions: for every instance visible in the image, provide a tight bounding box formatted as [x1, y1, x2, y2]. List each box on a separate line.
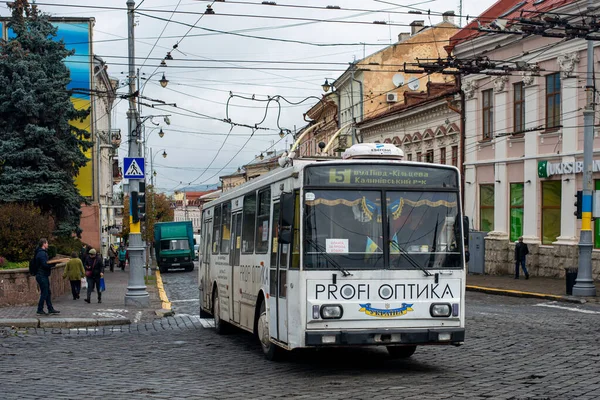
[231, 211, 242, 324]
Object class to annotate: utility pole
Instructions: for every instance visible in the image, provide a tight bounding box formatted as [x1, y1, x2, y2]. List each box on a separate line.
[573, 0, 597, 297]
[125, 0, 150, 306]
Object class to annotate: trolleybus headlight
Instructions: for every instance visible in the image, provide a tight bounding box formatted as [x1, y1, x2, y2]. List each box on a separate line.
[320, 305, 343, 319]
[430, 303, 452, 317]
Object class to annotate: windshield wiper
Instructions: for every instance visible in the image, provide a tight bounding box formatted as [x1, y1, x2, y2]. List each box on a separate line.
[306, 238, 352, 277]
[389, 240, 433, 277]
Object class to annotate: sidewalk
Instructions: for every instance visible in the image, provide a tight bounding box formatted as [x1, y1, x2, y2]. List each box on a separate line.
[467, 274, 600, 304]
[0, 267, 163, 328]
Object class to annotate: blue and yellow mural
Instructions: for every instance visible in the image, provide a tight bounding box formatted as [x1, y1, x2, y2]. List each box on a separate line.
[3, 19, 93, 197]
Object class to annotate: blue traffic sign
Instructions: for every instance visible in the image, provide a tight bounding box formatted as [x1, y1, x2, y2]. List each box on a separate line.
[123, 157, 145, 179]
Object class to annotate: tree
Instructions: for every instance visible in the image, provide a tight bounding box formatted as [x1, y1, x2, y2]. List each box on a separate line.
[0, 0, 91, 235]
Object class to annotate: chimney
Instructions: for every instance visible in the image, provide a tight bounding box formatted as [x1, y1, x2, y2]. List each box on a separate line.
[442, 11, 455, 25]
[398, 32, 410, 42]
[410, 20, 424, 35]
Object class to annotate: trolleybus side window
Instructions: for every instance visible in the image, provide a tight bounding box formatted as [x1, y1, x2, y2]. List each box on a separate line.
[255, 188, 271, 253]
[270, 203, 280, 267]
[212, 205, 221, 254]
[221, 203, 231, 255]
[242, 193, 257, 254]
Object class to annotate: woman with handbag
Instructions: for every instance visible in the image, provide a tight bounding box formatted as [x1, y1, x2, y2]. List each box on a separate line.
[83, 248, 104, 304]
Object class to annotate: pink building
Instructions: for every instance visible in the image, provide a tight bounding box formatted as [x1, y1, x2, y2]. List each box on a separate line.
[451, 0, 600, 278]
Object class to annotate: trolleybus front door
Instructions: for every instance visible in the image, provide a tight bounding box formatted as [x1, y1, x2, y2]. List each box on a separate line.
[269, 202, 289, 343]
[201, 217, 212, 310]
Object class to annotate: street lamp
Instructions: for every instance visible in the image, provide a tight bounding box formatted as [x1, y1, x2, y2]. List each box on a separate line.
[162, 150, 167, 158]
[322, 79, 331, 92]
[158, 128, 165, 138]
[159, 73, 169, 88]
[150, 148, 167, 188]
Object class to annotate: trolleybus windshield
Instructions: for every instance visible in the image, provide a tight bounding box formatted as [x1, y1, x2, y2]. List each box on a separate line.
[303, 164, 463, 270]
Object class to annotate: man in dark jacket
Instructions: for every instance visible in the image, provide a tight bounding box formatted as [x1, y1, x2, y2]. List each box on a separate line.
[515, 236, 530, 280]
[84, 248, 104, 303]
[35, 238, 60, 315]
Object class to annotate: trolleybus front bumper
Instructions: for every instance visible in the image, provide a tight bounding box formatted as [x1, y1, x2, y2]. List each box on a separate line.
[305, 328, 464, 347]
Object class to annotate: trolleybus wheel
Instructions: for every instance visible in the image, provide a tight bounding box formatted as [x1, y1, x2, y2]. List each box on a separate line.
[387, 345, 417, 359]
[258, 301, 282, 361]
[213, 289, 226, 334]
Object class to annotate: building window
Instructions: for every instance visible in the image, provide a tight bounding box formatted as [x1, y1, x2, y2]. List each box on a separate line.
[451, 146, 458, 167]
[546, 73, 561, 129]
[514, 82, 525, 134]
[509, 183, 524, 242]
[480, 184, 495, 232]
[407, 153, 412, 161]
[425, 149, 434, 163]
[417, 152, 422, 162]
[541, 181, 561, 245]
[440, 147, 446, 165]
[482, 89, 493, 140]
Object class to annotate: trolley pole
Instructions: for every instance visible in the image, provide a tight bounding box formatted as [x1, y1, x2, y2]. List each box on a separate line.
[573, 0, 597, 297]
[125, 0, 150, 306]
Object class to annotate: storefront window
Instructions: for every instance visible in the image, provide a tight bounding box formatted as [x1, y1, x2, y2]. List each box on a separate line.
[541, 181, 561, 245]
[509, 183, 524, 242]
[480, 184, 494, 232]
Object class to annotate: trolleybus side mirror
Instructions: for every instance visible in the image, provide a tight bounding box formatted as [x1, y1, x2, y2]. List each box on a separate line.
[279, 192, 295, 244]
[280, 192, 295, 227]
[463, 216, 470, 246]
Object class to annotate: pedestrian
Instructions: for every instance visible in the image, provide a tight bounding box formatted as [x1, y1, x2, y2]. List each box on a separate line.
[79, 243, 88, 263]
[84, 248, 104, 304]
[118, 244, 127, 271]
[35, 238, 60, 315]
[63, 251, 85, 300]
[107, 244, 117, 272]
[515, 236, 530, 280]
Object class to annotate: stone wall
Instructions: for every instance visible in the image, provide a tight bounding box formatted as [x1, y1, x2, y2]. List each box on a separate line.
[0, 264, 69, 307]
[484, 238, 600, 279]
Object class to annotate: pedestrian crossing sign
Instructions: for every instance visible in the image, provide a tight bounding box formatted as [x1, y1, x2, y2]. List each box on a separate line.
[123, 157, 145, 179]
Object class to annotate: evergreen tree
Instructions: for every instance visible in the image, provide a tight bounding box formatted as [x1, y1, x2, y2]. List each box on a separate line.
[0, 0, 91, 235]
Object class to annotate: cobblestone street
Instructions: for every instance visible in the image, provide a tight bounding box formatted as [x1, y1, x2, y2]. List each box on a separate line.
[2, 268, 600, 399]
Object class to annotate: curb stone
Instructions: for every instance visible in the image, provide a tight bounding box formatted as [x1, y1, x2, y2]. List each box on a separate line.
[466, 285, 587, 304]
[0, 317, 131, 329]
[0, 318, 40, 328]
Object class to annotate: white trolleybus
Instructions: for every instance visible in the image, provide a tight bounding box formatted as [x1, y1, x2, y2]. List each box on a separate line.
[199, 143, 469, 360]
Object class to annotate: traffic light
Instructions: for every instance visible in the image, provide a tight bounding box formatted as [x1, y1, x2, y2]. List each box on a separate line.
[131, 191, 140, 223]
[138, 182, 147, 222]
[574, 190, 583, 219]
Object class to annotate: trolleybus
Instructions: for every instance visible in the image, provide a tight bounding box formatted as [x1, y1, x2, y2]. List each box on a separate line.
[199, 143, 468, 360]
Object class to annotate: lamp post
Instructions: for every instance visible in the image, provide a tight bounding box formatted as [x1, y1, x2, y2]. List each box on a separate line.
[150, 148, 167, 188]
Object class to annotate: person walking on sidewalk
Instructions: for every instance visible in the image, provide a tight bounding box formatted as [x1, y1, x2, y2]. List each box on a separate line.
[84, 249, 104, 304]
[118, 244, 127, 271]
[35, 238, 60, 315]
[515, 237, 530, 280]
[63, 252, 85, 300]
[107, 244, 117, 272]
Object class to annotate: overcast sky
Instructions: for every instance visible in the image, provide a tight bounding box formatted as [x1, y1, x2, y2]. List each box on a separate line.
[3, 0, 497, 192]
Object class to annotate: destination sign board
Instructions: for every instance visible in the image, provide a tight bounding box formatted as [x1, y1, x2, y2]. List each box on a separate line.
[304, 164, 458, 188]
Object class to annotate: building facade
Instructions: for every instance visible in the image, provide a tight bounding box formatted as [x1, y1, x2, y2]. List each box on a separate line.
[173, 190, 220, 234]
[358, 81, 462, 169]
[451, 0, 600, 278]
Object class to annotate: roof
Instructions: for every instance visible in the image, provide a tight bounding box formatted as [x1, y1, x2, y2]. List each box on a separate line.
[449, 0, 571, 48]
[182, 190, 219, 200]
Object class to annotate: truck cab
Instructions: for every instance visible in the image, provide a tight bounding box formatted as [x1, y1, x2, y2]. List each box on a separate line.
[154, 221, 195, 273]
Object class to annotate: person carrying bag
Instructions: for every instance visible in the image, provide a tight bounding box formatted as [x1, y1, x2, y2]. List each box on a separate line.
[83, 248, 104, 304]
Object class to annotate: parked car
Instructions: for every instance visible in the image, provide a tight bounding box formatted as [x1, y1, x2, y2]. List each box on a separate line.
[194, 244, 200, 261]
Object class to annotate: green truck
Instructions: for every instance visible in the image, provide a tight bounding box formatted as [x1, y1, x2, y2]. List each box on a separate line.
[154, 221, 195, 273]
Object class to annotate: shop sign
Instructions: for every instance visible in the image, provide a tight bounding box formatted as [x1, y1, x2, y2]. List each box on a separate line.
[538, 160, 600, 178]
